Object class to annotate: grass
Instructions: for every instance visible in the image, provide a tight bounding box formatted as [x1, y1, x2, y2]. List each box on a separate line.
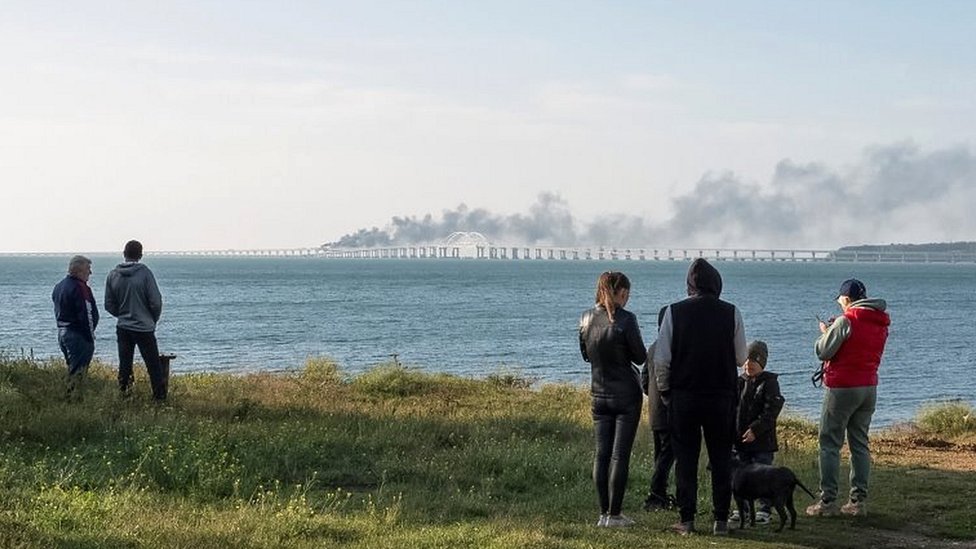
[0, 354, 974, 548]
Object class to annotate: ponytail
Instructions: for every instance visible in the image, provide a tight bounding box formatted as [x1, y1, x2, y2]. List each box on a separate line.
[594, 271, 630, 322]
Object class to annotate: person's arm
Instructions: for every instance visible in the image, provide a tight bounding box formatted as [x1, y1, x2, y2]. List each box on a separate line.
[90, 290, 99, 332]
[625, 313, 647, 366]
[653, 306, 674, 395]
[749, 376, 785, 436]
[146, 271, 163, 322]
[733, 307, 747, 366]
[579, 312, 590, 362]
[104, 274, 119, 317]
[815, 316, 851, 360]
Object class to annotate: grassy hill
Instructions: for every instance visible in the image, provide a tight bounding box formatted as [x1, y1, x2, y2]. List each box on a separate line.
[1, 355, 974, 548]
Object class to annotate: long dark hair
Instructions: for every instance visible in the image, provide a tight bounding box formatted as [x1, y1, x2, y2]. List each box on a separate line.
[595, 271, 630, 322]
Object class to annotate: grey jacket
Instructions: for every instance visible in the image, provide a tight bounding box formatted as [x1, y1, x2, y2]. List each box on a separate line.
[104, 261, 162, 332]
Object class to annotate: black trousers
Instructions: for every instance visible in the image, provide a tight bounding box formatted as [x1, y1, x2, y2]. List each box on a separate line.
[670, 392, 735, 523]
[117, 327, 166, 400]
[592, 396, 641, 515]
[649, 428, 675, 499]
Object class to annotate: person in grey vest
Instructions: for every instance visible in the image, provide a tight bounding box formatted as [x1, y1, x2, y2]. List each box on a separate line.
[52, 255, 99, 399]
[104, 240, 166, 400]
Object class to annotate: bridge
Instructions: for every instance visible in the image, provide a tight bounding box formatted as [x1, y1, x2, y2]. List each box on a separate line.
[3, 233, 973, 263]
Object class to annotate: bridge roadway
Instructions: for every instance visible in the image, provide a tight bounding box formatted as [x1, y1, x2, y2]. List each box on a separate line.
[2, 247, 973, 263]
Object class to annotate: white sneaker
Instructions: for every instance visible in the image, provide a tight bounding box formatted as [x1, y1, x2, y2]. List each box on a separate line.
[605, 514, 635, 527]
[596, 514, 608, 527]
[729, 509, 741, 522]
[755, 511, 771, 525]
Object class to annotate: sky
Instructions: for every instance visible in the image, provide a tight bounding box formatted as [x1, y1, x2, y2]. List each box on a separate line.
[2, 0, 975, 252]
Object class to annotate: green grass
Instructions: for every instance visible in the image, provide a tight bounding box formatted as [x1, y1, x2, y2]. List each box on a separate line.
[916, 402, 976, 438]
[0, 355, 973, 548]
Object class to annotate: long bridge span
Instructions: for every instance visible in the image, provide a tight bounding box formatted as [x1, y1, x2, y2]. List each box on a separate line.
[4, 234, 973, 264]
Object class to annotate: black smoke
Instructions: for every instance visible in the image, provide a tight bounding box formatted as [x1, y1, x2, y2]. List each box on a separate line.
[326, 143, 976, 249]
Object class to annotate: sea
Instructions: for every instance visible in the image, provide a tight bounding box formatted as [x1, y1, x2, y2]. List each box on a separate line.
[1, 255, 973, 426]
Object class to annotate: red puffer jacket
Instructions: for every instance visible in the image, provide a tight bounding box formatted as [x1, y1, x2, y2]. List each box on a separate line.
[825, 307, 890, 388]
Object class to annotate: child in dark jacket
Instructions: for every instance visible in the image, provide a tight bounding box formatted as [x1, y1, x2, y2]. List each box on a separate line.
[731, 340, 785, 525]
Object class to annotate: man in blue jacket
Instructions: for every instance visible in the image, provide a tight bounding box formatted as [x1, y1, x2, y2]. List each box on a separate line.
[52, 255, 99, 399]
[104, 240, 166, 400]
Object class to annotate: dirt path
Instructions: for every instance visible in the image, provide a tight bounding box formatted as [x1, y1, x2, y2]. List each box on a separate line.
[874, 434, 976, 471]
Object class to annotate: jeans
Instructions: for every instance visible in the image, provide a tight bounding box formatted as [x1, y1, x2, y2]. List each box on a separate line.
[818, 386, 876, 503]
[58, 328, 94, 394]
[734, 449, 775, 514]
[117, 327, 166, 400]
[592, 396, 641, 515]
[670, 392, 735, 523]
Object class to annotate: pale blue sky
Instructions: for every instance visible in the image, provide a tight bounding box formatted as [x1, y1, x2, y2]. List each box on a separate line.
[2, 1, 974, 250]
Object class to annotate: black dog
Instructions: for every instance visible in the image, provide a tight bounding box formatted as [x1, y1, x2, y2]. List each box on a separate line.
[731, 459, 816, 532]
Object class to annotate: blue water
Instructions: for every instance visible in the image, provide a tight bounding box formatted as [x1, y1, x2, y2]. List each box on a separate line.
[1, 256, 973, 425]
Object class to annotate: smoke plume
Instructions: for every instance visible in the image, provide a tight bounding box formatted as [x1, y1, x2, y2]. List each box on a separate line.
[327, 143, 976, 249]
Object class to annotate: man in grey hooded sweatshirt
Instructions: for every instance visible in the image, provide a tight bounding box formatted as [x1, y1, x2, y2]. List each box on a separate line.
[104, 240, 166, 400]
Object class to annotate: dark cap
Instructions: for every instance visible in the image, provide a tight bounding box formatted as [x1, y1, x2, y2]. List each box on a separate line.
[837, 278, 866, 301]
[746, 340, 768, 368]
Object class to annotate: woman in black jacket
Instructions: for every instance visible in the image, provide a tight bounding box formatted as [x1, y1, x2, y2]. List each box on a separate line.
[579, 271, 647, 527]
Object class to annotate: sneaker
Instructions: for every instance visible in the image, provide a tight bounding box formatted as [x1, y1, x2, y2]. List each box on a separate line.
[671, 521, 695, 535]
[805, 499, 839, 517]
[596, 514, 608, 527]
[754, 510, 771, 525]
[729, 509, 741, 522]
[840, 500, 867, 517]
[605, 514, 635, 528]
[713, 520, 729, 536]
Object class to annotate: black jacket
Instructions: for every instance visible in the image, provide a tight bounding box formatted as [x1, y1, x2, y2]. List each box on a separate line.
[734, 371, 785, 453]
[580, 305, 646, 403]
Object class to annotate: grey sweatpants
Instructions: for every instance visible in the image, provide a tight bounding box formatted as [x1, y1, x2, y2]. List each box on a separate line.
[818, 386, 877, 503]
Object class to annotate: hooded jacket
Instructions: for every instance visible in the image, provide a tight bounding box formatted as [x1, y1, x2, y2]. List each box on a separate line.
[104, 261, 162, 332]
[579, 305, 647, 403]
[52, 275, 99, 342]
[815, 298, 889, 388]
[653, 258, 748, 397]
[735, 370, 785, 453]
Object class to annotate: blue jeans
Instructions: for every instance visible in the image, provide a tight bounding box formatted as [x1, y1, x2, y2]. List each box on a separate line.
[58, 328, 94, 394]
[734, 449, 775, 514]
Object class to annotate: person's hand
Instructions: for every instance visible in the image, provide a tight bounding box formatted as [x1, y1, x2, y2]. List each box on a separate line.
[742, 429, 756, 443]
[819, 321, 828, 334]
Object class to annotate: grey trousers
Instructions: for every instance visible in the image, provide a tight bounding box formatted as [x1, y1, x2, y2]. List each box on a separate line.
[818, 386, 877, 503]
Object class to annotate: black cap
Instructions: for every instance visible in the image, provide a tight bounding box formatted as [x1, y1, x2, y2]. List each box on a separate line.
[837, 278, 866, 301]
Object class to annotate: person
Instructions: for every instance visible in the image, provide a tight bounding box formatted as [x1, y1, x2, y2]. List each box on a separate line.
[806, 279, 889, 518]
[52, 255, 99, 399]
[104, 240, 166, 400]
[579, 271, 647, 528]
[730, 340, 785, 525]
[641, 306, 675, 511]
[653, 258, 747, 536]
